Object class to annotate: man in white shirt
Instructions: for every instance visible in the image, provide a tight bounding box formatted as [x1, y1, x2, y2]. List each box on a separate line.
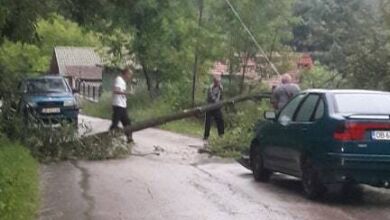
[110, 67, 133, 142]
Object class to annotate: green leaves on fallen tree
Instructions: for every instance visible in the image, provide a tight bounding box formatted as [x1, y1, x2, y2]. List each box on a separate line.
[0, 100, 131, 162]
[25, 125, 132, 162]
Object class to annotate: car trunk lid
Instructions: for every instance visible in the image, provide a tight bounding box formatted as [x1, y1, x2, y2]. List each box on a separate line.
[333, 116, 390, 155]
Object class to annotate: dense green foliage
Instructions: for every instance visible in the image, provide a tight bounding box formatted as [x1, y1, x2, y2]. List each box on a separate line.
[53, 0, 297, 98]
[299, 64, 348, 90]
[0, 138, 39, 220]
[0, 14, 100, 73]
[293, 0, 390, 90]
[0, 15, 101, 97]
[1, 0, 390, 160]
[0, 0, 49, 42]
[2, 0, 390, 94]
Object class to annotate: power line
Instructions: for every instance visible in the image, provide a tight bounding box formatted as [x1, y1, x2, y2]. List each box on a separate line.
[223, 0, 280, 76]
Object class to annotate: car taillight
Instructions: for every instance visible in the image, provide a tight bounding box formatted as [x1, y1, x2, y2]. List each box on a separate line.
[333, 123, 365, 141]
[333, 122, 390, 141]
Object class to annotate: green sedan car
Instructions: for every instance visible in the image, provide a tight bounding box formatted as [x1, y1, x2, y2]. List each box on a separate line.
[249, 90, 390, 199]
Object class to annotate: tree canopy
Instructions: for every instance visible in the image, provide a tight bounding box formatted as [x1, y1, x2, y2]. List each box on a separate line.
[1, 0, 390, 95]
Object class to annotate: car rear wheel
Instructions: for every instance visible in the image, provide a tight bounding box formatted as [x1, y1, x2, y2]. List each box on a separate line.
[340, 182, 362, 198]
[252, 148, 272, 182]
[302, 159, 326, 199]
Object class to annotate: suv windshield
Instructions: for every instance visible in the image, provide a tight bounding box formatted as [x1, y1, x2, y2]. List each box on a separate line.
[334, 93, 390, 115]
[26, 78, 69, 93]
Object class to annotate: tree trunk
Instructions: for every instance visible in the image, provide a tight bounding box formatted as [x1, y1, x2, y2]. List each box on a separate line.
[228, 33, 237, 86]
[191, 0, 204, 107]
[155, 81, 160, 90]
[240, 53, 250, 94]
[268, 33, 278, 63]
[139, 60, 153, 98]
[191, 54, 199, 106]
[228, 58, 233, 85]
[228, 37, 234, 86]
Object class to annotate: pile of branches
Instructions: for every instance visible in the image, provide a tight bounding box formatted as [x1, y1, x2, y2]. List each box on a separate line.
[0, 97, 131, 162]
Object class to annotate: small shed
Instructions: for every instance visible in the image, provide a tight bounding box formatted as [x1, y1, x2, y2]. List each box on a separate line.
[49, 47, 103, 101]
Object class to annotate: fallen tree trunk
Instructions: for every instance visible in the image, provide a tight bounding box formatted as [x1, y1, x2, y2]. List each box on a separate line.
[87, 92, 270, 139]
[124, 92, 271, 133]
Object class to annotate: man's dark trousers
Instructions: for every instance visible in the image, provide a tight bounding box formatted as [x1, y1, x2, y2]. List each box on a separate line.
[110, 106, 132, 141]
[204, 108, 224, 140]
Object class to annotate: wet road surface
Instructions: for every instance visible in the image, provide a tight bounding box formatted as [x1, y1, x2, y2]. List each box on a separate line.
[39, 115, 390, 220]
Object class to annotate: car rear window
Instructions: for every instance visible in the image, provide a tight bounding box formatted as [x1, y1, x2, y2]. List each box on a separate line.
[334, 93, 390, 114]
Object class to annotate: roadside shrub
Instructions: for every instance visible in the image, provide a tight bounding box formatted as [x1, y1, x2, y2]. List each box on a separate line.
[209, 101, 270, 158]
[0, 98, 24, 141]
[161, 81, 193, 110]
[0, 138, 39, 220]
[300, 64, 348, 90]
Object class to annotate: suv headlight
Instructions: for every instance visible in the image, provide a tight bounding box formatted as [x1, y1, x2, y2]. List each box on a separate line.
[64, 100, 75, 107]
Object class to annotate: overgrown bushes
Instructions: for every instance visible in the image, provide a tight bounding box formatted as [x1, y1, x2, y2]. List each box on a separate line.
[0, 138, 39, 220]
[209, 101, 270, 158]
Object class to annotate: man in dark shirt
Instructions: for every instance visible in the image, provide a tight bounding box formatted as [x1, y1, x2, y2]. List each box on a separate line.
[271, 73, 300, 111]
[204, 76, 225, 140]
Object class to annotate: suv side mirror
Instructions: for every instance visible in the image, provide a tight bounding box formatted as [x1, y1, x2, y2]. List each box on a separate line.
[264, 111, 276, 120]
[72, 88, 79, 94]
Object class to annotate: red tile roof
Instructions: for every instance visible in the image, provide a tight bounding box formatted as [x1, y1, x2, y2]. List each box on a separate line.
[297, 53, 313, 69]
[211, 61, 228, 76]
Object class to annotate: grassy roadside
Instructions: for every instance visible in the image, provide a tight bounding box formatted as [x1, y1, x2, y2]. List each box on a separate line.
[160, 119, 204, 138]
[0, 138, 39, 220]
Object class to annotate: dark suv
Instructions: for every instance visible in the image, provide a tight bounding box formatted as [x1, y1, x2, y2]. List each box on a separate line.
[19, 75, 79, 126]
[248, 90, 390, 199]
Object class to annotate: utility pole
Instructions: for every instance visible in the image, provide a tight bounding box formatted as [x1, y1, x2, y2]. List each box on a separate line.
[191, 0, 204, 107]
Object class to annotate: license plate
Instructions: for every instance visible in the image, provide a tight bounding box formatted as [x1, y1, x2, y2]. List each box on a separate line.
[42, 108, 60, 114]
[372, 130, 390, 140]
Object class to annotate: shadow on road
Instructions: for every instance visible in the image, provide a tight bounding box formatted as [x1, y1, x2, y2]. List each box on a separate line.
[246, 172, 390, 207]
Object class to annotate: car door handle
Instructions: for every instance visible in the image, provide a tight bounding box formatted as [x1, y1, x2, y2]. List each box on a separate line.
[301, 128, 308, 132]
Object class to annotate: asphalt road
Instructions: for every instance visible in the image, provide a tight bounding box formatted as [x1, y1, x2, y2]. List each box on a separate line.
[39, 115, 390, 220]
